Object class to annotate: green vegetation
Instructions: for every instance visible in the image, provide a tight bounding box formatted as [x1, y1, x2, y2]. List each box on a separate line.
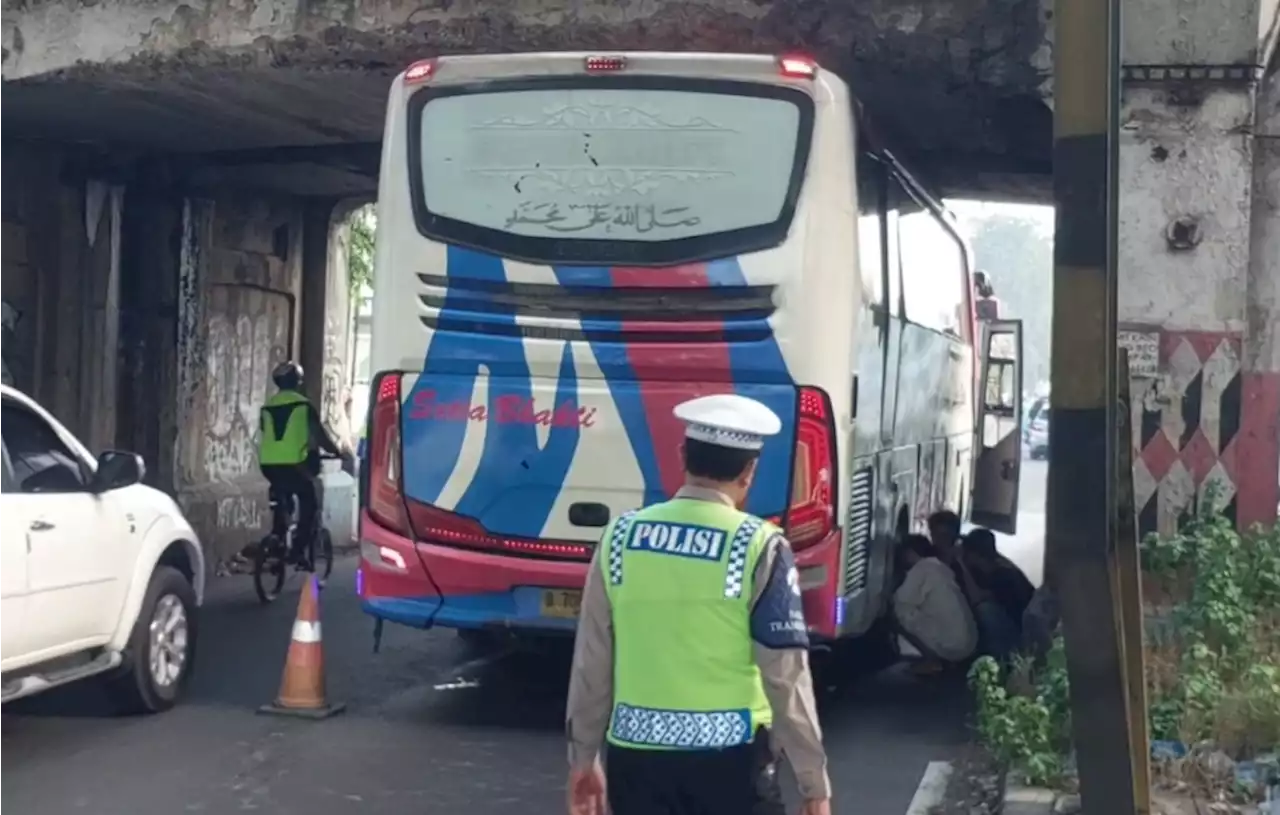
[970, 639, 1072, 787]
[347, 204, 376, 295]
[969, 502, 1280, 793]
[1142, 509, 1280, 757]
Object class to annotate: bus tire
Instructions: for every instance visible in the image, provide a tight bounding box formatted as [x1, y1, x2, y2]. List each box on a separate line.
[847, 615, 900, 675]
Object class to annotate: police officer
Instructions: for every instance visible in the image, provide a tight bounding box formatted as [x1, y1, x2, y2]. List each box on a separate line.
[258, 361, 350, 566]
[565, 394, 831, 815]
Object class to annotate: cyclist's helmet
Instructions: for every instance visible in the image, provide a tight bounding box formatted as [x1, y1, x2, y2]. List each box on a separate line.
[272, 361, 303, 391]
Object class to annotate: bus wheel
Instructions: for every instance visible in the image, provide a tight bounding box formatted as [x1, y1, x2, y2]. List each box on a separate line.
[847, 616, 901, 675]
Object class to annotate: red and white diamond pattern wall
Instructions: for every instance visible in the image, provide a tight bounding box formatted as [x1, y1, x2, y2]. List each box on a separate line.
[1136, 327, 1244, 537]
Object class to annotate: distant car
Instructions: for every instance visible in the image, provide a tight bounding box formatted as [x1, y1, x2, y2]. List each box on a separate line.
[1027, 409, 1050, 460]
[1, 385, 205, 713]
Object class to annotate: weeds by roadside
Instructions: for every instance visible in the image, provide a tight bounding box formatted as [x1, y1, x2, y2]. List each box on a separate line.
[967, 500, 1280, 803]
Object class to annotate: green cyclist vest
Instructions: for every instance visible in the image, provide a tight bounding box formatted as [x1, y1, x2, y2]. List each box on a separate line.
[603, 497, 776, 751]
[258, 390, 311, 466]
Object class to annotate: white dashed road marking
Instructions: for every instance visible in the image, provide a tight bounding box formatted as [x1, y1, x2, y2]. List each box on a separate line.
[906, 761, 953, 814]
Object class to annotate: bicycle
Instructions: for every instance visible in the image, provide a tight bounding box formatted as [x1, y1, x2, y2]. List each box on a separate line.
[252, 477, 335, 604]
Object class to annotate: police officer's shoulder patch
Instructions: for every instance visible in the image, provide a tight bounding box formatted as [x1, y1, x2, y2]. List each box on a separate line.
[749, 539, 809, 649]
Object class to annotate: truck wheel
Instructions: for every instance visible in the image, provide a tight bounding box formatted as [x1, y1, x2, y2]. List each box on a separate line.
[107, 566, 198, 714]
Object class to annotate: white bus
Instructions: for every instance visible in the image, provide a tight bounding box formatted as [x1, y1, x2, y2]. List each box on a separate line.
[357, 51, 1024, 647]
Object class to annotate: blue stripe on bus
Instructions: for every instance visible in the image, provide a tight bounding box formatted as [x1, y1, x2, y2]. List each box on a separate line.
[402, 247, 579, 538]
[552, 265, 668, 507]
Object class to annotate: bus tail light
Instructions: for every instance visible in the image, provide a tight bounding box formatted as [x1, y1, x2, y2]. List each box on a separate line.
[585, 55, 627, 72]
[785, 386, 837, 549]
[406, 502, 593, 561]
[778, 54, 818, 79]
[366, 372, 409, 535]
[404, 59, 437, 84]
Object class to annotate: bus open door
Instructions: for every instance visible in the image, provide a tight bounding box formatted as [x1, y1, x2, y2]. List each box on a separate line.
[971, 319, 1024, 534]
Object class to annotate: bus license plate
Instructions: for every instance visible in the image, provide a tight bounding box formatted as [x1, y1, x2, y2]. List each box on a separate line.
[541, 589, 582, 619]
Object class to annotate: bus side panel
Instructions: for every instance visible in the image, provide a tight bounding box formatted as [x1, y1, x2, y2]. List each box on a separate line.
[892, 324, 974, 531]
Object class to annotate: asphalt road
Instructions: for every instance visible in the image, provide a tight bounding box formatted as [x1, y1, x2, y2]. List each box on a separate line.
[997, 458, 1047, 586]
[2, 464, 1047, 815]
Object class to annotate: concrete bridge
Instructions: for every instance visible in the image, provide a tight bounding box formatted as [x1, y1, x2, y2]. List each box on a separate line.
[2, 0, 1277, 564]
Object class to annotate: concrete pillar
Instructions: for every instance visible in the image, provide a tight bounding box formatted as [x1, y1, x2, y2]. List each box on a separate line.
[172, 193, 306, 563]
[0, 145, 55, 397]
[300, 201, 333, 410]
[0, 143, 127, 448]
[79, 180, 126, 453]
[1119, 2, 1279, 536]
[299, 198, 357, 442]
[117, 183, 185, 490]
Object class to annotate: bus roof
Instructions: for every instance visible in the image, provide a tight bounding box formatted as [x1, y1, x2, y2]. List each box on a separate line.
[397, 51, 841, 91]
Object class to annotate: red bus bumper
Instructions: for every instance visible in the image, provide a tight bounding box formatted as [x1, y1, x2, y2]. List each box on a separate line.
[357, 510, 843, 640]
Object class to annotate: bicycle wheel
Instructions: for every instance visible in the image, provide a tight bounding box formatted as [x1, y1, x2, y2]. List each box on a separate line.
[253, 535, 287, 603]
[313, 528, 334, 584]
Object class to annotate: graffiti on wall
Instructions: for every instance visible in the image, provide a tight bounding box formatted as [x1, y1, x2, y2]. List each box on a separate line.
[321, 311, 348, 436]
[1, 299, 20, 387]
[216, 495, 261, 531]
[203, 310, 287, 483]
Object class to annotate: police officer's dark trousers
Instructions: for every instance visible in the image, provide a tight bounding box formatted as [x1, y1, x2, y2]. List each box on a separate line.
[605, 731, 785, 815]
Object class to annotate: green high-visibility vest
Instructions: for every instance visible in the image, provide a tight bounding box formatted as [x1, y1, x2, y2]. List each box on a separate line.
[603, 497, 775, 751]
[258, 390, 311, 466]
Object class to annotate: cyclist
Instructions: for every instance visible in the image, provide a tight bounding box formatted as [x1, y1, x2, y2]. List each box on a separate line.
[258, 361, 351, 568]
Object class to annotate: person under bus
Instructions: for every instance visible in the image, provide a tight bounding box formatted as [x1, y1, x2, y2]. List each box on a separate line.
[892, 534, 978, 674]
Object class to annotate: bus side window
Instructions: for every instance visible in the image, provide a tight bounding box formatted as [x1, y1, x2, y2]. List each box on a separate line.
[856, 152, 887, 313]
[891, 176, 966, 337]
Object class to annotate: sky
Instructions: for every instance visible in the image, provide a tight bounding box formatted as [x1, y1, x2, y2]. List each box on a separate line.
[946, 199, 1054, 240]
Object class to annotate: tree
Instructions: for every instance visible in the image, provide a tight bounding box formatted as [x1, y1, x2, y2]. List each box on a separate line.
[347, 204, 376, 295]
[966, 213, 1054, 390]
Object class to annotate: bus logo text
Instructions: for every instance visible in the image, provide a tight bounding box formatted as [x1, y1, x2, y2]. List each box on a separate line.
[408, 390, 598, 428]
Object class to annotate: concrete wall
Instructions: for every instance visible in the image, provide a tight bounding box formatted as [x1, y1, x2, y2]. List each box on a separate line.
[0, 148, 47, 395]
[172, 194, 304, 560]
[1117, 98, 1270, 536]
[1, 137, 357, 566]
[1, 143, 124, 452]
[1116, 0, 1279, 536]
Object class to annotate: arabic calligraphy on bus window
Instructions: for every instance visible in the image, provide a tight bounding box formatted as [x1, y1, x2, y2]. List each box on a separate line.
[504, 202, 702, 235]
[417, 89, 804, 242]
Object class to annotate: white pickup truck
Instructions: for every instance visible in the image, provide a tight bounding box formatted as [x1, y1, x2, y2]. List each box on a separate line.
[0, 385, 205, 713]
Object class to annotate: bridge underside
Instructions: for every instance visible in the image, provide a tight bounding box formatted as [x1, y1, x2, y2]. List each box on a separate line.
[1, 8, 1053, 201]
[0, 1, 1053, 565]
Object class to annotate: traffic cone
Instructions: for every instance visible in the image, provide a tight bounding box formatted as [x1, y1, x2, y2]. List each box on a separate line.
[258, 577, 346, 719]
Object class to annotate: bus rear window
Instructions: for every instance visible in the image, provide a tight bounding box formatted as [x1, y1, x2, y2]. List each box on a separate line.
[407, 77, 814, 266]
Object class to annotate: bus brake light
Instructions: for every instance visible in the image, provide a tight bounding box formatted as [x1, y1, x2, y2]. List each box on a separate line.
[367, 372, 408, 535]
[404, 59, 437, 84]
[785, 386, 837, 548]
[778, 55, 818, 79]
[585, 55, 627, 72]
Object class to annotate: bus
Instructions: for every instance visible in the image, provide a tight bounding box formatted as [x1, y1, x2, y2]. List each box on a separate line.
[357, 51, 1025, 647]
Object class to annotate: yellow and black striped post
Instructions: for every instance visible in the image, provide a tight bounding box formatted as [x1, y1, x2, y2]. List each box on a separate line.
[1050, 0, 1142, 809]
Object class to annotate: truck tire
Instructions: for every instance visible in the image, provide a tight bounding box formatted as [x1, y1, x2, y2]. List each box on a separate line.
[107, 566, 198, 715]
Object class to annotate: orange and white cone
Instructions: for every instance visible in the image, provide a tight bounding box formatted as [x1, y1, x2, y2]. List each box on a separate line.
[258, 577, 346, 719]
